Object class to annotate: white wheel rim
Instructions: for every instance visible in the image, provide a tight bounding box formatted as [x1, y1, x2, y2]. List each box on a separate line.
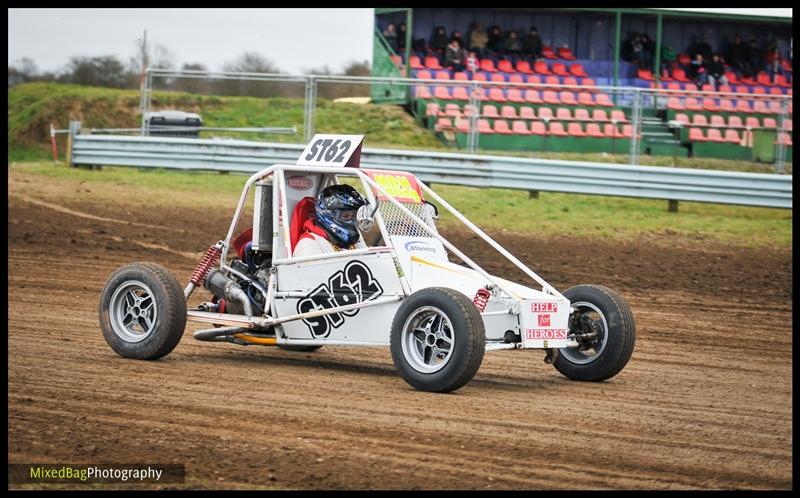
[400, 306, 455, 374]
[109, 280, 158, 343]
[561, 301, 609, 365]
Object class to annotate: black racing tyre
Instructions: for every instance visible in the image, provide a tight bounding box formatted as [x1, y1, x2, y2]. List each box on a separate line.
[99, 262, 186, 360]
[554, 284, 636, 381]
[390, 287, 485, 393]
[277, 345, 323, 352]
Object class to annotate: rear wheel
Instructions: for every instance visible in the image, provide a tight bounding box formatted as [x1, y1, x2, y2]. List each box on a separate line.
[390, 287, 485, 393]
[99, 262, 186, 360]
[555, 284, 635, 381]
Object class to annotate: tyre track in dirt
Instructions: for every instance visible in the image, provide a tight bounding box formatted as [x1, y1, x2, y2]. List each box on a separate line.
[7, 183, 792, 489]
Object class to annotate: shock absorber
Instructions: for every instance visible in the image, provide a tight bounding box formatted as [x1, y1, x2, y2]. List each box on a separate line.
[184, 241, 224, 299]
[472, 287, 491, 312]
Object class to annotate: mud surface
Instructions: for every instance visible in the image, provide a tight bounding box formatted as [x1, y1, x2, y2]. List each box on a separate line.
[8, 176, 792, 489]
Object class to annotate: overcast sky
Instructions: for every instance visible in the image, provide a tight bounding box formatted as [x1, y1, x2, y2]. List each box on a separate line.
[8, 8, 375, 74]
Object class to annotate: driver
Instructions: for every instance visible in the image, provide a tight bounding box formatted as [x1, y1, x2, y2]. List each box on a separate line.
[293, 184, 368, 257]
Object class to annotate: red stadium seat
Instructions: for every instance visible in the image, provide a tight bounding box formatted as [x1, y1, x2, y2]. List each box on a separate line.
[718, 84, 733, 94]
[567, 122, 586, 136]
[530, 121, 547, 135]
[706, 129, 725, 142]
[455, 118, 470, 133]
[490, 73, 506, 83]
[409, 56, 424, 70]
[463, 104, 479, 117]
[727, 115, 744, 128]
[524, 89, 542, 103]
[775, 133, 793, 146]
[519, 106, 536, 120]
[477, 119, 494, 134]
[709, 115, 726, 128]
[414, 86, 432, 99]
[688, 128, 706, 141]
[509, 74, 525, 85]
[553, 63, 570, 76]
[745, 116, 761, 128]
[752, 100, 770, 114]
[390, 54, 403, 68]
[757, 72, 773, 86]
[542, 46, 557, 59]
[574, 108, 591, 121]
[549, 121, 569, 136]
[719, 99, 735, 111]
[667, 97, 684, 110]
[563, 76, 578, 87]
[534, 61, 551, 75]
[725, 71, 739, 85]
[497, 60, 514, 73]
[559, 91, 577, 105]
[480, 59, 498, 72]
[692, 114, 709, 126]
[703, 98, 719, 111]
[611, 110, 628, 123]
[724, 129, 742, 143]
[452, 86, 470, 100]
[425, 56, 443, 70]
[735, 85, 750, 94]
[425, 102, 440, 117]
[434, 86, 454, 100]
[558, 47, 577, 60]
[545, 75, 560, 87]
[586, 123, 605, 137]
[569, 64, 588, 77]
[753, 86, 766, 95]
[435, 71, 451, 80]
[783, 119, 793, 131]
[595, 93, 614, 107]
[488, 88, 507, 102]
[672, 68, 690, 83]
[516, 60, 533, 74]
[677, 53, 691, 66]
[482, 105, 499, 117]
[527, 75, 542, 85]
[443, 103, 461, 117]
[578, 92, 595, 106]
[701, 84, 715, 93]
[416, 69, 433, 80]
[592, 109, 610, 122]
[501, 105, 518, 119]
[507, 88, 525, 103]
[770, 87, 784, 95]
[740, 74, 755, 85]
[604, 123, 620, 137]
[435, 117, 452, 131]
[621, 124, 634, 138]
[493, 120, 513, 135]
[538, 107, 555, 121]
[775, 74, 791, 88]
[685, 98, 703, 111]
[542, 90, 560, 104]
[769, 101, 784, 114]
[673, 113, 690, 124]
[556, 107, 573, 121]
[581, 78, 597, 89]
[453, 71, 469, 81]
[638, 69, 654, 81]
[667, 82, 683, 92]
[512, 120, 531, 135]
[736, 100, 753, 113]
[472, 72, 488, 82]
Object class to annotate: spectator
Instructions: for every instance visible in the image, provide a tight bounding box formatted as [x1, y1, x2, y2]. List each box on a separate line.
[504, 30, 523, 58]
[691, 33, 713, 60]
[744, 36, 762, 78]
[661, 43, 676, 77]
[631, 34, 645, 68]
[522, 26, 543, 60]
[640, 33, 655, 69]
[487, 25, 504, 54]
[724, 34, 749, 77]
[468, 22, 489, 58]
[444, 38, 466, 72]
[687, 53, 708, 89]
[452, 30, 464, 48]
[764, 39, 781, 79]
[621, 32, 638, 63]
[705, 53, 728, 89]
[398, 23, 407, 52]
[383, 23, 399, 53]
[466, 50, 479, 74]
[430, 26, 449, 53]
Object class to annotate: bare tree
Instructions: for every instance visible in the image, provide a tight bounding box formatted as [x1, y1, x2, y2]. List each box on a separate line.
[217, 52, 291, 97]
[173, 63, 210, 94]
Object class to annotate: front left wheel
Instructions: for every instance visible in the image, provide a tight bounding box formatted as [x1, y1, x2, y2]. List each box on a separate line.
[99, 262, 186, 360]
[390, 287, 485, 393]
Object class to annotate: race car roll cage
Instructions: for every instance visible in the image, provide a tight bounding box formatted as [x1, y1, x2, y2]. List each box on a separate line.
[183, 164, 570, 349]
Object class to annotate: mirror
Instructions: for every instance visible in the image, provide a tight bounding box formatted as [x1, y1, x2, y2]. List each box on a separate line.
[356, 204, 375, 232]
[424, 200, 439, 220]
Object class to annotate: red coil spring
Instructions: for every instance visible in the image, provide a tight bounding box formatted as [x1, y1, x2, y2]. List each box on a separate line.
[472, 288, 491, 312]
[189, 244, 222, 286]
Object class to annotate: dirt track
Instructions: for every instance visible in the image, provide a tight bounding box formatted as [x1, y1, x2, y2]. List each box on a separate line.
[7, 171, 793, 489]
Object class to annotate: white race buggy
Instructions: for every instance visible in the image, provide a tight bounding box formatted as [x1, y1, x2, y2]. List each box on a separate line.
[99, 135, 635, 392]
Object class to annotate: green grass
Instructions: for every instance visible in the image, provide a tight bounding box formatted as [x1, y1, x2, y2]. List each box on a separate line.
[10, 162, 792, 248]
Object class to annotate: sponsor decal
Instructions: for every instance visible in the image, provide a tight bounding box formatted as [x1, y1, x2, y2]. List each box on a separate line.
[370, 172, 422, 203]
[296, 260, 383, 338]
[537, 314, 551, 327]
[531, 302, 558, 313]
[525, 329, 567, 340]
[403, 240, 436, 255]
[287, 175, 313, 191]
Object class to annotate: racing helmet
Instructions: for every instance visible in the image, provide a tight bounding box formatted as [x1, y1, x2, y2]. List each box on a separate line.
[314, 184, 368, 248]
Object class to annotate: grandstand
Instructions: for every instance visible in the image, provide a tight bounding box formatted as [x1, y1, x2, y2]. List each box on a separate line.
[373, 8, 793, 161]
